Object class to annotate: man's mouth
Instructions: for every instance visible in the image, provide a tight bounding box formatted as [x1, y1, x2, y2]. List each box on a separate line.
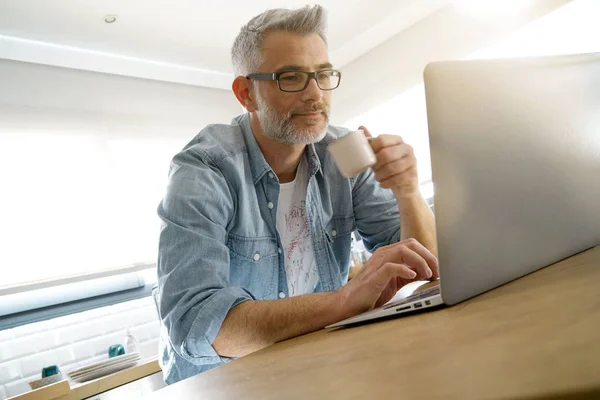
[295, 111, 322, 116]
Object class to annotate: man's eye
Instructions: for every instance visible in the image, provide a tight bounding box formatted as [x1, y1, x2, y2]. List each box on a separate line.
[282, 75, 299, 82]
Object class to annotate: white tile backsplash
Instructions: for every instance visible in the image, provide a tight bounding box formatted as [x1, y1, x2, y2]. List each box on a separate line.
[0, 360, 22, 382]
[138, 339, 159, 360]
[55, 319, 110, 344]
[70, 340, 100, 363]
[114, 308, 157, 331]
[0, 329, 14, 342]
[4, 374, 37, 398]
[0, 297, 160, 399]
[130, 321, 161, 343]
[9, 318, 57, 337]
[19, 347, 76, 378]
[0, 331, 58, 362]
[85, 330, 129, 359]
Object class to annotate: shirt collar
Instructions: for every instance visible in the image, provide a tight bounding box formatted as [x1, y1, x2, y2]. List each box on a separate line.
[236, 113, 323, 184]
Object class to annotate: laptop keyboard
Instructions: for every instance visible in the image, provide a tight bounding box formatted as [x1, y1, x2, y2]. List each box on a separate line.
[383, 284, 441, 310]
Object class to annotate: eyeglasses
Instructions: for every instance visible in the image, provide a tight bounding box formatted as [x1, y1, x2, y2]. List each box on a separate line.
[245, 69, 342, 93]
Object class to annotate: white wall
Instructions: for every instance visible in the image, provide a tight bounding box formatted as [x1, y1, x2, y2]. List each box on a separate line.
[0, 58, 240, 128]
[331, 0, 571, 126]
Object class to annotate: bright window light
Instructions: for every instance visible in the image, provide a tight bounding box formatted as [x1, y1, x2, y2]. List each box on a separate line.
[453, 0, 533, 17]
[0, 111, 188, 289]
[343, 0, 599, 191]
[468, 0, 600, 59]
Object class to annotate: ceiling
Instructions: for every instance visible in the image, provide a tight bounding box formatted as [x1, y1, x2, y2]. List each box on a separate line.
[0, 0, 450, 89]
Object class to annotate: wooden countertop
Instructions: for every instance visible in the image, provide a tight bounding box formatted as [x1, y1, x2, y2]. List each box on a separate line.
[148, 246, 600, 400]
[8, 359, 161, 400]
[57, 359, 160, 400]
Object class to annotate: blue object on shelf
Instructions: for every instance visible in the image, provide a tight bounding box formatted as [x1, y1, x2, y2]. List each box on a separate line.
[108, 344, 125, 358]
[41, 365, 61, 378]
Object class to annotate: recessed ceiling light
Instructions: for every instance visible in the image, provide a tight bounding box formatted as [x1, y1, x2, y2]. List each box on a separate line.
[104, 15, 117, 24]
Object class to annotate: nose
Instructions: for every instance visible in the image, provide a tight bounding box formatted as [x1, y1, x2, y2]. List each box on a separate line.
[301, 76, 323, 103]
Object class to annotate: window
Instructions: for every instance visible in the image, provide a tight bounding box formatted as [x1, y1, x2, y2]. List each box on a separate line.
[0, 108, 189, 292]
[342, 0, 600, 199]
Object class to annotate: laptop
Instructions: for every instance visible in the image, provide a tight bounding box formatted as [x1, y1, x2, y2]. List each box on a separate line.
[328, 52, 600, 328]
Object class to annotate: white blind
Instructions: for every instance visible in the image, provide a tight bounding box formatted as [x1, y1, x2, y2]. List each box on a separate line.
[0, 59, 239, 290]
[0, 109, 189, 288]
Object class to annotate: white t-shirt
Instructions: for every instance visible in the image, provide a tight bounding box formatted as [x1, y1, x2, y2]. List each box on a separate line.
[276, 157, 319, 297]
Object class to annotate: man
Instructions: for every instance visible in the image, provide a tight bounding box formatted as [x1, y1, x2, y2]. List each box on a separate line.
[157, 5, 438, 384]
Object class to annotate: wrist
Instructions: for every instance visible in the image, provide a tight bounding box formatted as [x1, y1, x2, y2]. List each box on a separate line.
[331, 287, 353, 321]
[393, 188, 424, 206]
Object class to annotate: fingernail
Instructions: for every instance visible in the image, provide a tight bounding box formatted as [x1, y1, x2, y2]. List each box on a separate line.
[427, 269, 433, 279]
[409, 271, 417, 278]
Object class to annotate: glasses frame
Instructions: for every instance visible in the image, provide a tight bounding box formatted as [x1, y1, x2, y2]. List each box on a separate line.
[245, 69, 342, 92]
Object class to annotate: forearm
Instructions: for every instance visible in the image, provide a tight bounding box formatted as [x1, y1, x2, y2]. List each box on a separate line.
[396, 193, 438, 257]
[212, 291, 345, 358]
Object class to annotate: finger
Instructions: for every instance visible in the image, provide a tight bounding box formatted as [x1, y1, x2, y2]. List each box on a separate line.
[374, 263, 417, 290]
[379, 167, 418, 190]
[403, 239, 440, 279]
[431, 264, 440, 279]
[358, 125, 372, 138]
[396, 276, 410, 289]
[397, 246, 433, 279]
[374, 157, 415, 183]
[375, 278, 401, 308]
[369, 134, 404, 153]
[372, 144, 414, 171]
[374, 266, 415, 308]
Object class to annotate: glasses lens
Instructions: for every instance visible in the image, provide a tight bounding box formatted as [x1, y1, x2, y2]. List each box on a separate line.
[278, 70, 341, 92]
[316, 70, 340, 90]
[278, 72, 308, 91]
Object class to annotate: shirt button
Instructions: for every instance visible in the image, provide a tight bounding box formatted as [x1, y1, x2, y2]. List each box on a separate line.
[268, 172, 275, 179]
[253, 253, 261, 261]
[279, 292, 286, 299]
[332, 229, 337, 237]
[278, 247, 282, 254]
[267, 202, 274, 209]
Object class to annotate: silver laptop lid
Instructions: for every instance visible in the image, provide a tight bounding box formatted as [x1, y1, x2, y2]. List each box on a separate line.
[424, 53, 600, 305]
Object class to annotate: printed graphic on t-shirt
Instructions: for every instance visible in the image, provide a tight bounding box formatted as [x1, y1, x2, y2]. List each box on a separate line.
[283, 200, 317, 295]
[276, 157, 319, 297]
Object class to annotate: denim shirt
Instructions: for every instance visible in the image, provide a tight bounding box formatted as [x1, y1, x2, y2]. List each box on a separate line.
[157, 113, 401, 384]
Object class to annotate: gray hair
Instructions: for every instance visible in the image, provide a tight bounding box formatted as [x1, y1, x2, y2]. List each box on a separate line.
[231, 5, 328, 76]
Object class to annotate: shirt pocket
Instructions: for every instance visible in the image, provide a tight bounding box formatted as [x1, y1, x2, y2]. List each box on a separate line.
[227, 233, 279, 300]
[323, 215, 356, 243]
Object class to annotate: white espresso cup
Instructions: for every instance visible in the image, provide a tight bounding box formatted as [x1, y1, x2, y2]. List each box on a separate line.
[327, 129, 377, 177]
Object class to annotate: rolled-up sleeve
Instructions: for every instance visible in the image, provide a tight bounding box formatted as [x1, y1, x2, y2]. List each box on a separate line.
[351, 168, 401, 252]
[157, 148, 254, 366]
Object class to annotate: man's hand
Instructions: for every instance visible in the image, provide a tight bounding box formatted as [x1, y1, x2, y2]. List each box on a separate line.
[360, 125, 419, 200]
[213, 239, 438, 358]
[337, 238, 439, 318]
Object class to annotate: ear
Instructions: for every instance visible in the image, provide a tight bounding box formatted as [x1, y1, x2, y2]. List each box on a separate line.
[232, 76, 258, 112]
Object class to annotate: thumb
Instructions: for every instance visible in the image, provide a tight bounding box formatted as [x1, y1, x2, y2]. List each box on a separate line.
[358, 125, 372, 138]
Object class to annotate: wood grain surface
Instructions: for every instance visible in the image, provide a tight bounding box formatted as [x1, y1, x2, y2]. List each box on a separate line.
[148, 247, 600, 400]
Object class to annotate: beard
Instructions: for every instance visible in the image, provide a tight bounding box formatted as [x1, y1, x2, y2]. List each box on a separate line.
[255, 93, 330, 145]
